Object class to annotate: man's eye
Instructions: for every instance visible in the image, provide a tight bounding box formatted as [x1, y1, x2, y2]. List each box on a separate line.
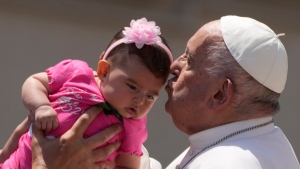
[127, 84, 137, 90]
[183, 53, 188, 59]
[187, 58, 192, 65]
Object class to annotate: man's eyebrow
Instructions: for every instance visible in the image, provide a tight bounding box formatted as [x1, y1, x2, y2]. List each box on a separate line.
[186, 47, 189, 53]
[186, 47, 194, 58]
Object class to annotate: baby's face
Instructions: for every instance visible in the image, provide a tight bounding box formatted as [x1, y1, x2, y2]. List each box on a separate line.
[100, 54, 165, 119]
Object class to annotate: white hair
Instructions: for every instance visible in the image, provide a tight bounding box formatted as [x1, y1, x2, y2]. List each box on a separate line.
[205, 40, 280, 116]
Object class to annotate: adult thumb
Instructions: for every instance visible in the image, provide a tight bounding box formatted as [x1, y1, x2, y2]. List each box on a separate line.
[31, 123, 46, 144]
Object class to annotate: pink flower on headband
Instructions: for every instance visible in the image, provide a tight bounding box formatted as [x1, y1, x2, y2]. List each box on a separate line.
[122, 17, 162, 49]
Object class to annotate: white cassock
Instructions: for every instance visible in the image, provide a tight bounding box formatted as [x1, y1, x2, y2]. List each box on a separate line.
[140, 145, 162, 169]
[142, 116, 300, 169]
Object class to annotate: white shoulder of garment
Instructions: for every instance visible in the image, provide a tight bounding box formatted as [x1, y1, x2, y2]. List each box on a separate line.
[165, 116, 300, 169]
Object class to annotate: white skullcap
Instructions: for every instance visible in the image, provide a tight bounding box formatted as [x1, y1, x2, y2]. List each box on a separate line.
[220, 15, 288, 93]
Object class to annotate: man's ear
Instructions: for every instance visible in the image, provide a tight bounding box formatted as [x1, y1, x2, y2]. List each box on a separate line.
[97, 60, 110, 79]
[209, 79, 233, 109]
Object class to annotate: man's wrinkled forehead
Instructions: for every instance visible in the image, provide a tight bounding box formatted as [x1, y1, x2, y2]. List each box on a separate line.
[187, 27, 208, 52]
[187, 20, 221, 54]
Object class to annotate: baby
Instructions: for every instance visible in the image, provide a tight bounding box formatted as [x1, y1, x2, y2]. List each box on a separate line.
[0, 17, 172, 169]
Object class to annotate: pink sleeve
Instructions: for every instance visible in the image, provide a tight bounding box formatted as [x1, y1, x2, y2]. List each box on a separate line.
[46, 59, 91, 93]
[119, 117, 148, 156]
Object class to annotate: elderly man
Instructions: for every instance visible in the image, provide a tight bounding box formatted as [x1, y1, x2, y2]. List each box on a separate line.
[31, 15, 300, 169]
[164, 15, 299, 169]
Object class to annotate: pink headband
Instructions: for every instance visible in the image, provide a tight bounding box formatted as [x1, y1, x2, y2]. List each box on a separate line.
[102, 17, 173, 62]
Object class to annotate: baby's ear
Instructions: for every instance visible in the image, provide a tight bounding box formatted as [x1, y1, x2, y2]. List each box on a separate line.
[97, 60, 110, 78]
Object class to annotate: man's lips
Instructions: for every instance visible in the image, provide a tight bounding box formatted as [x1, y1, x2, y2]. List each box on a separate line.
[165, 77, 177, 91]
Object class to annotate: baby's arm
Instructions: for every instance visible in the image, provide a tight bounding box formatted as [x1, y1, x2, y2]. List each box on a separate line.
[0, 116, 31, 163]
[22, 72, 58, 132]
[114, 153, 141, 169]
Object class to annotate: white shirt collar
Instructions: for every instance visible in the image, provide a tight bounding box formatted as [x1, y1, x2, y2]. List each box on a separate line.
[188, 116, 274, 150]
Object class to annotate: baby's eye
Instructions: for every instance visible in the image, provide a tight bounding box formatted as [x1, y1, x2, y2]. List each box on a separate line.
[127, 84, 137, 90]
[147, 95, 154, 100]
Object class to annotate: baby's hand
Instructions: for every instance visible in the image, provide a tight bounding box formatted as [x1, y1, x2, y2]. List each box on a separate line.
[35, 105, 58, 132]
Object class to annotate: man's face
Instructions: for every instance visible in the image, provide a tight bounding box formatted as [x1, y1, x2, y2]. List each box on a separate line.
[165, 24, 216, 135]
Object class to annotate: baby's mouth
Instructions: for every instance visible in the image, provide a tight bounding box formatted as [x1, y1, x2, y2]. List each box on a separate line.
[126, 107, 137, 117]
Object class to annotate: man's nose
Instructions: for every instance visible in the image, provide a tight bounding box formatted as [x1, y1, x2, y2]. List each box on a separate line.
[170, 55, 182, 73]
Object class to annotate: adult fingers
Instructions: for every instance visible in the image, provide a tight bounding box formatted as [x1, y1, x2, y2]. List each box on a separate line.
[71, 106, 102, 136]
[15, 116, 31, 134]
[87, 124, 122, 150]
[91, 141, 121, 163]
[31, 123, 47, 165]
[32, 122, 46, 144]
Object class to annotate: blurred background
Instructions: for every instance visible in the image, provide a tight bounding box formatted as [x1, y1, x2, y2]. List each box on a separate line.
[0, 0, 299, 167]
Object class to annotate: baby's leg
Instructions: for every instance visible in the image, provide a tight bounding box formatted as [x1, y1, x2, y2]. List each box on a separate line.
[0, 116, 31, 162]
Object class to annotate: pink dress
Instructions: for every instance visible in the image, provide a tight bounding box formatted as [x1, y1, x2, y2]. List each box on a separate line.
[0, 59, 147, 169]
